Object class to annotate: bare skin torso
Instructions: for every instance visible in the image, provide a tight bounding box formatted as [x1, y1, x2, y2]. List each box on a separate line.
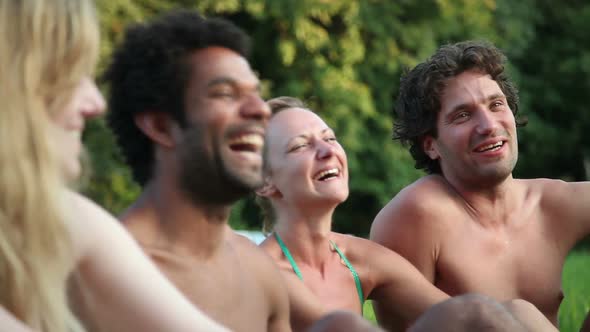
[142, 236, 272, 332]
[261, 232, 449, 331]
[261, 234, 363, 314]
[122, 212, 280, 332]
[433, 204, 565, 324]
[371, 176, 579, 326]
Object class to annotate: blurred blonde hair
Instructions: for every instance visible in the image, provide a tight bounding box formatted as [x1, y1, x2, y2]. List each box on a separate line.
[0, 0, 99, 330]
[257, 96, 306, 234]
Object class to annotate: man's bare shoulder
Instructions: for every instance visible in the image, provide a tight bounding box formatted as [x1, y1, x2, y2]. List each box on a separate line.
[517, 177, 578, 220]
[520, 177, 575, 204]
[230, 231, 291, 330]
[520, 177, 590, 244]
[231, 231, 284, 281]
[116, 199, 164, 246]
[371, 175, 456, 245]
[230, 231, 288, 297]
[518, 177, 567, 191]
[377, 175, 456, 220]
[259, 233, 284, 262]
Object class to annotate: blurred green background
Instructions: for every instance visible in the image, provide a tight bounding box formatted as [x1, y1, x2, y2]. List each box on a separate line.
[86, 1, 590, 330]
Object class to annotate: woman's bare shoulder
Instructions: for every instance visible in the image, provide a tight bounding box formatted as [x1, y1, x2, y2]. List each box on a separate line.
[63, 190, 127, 261]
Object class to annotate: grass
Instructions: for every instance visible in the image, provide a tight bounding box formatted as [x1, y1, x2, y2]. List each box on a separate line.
[362, 251, 590, 332]
[559, 251, 590, 332]
[362, 300, 376, 323]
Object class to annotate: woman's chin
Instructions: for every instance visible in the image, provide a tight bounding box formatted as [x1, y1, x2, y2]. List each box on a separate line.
[319, 193, 349, 207]
[60, 159, 81, 183]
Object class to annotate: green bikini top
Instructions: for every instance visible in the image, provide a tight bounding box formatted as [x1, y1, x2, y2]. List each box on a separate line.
[274, 232, 364, 307]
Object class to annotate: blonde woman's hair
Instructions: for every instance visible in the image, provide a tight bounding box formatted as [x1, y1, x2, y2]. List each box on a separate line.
[257, 96, 307, 234]
[0, 0, 99, 330]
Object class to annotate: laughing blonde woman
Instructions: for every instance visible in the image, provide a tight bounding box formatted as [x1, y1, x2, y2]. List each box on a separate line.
[0, 1, 227, 331]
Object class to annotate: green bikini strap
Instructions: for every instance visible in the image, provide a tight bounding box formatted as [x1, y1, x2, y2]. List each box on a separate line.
[274, 232, 304, 280]
[330, 240, 365, 306]
[274, 232, 365, 307]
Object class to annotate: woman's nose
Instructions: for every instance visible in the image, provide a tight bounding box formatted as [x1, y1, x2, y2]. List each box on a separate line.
[79, 78, 106, 119]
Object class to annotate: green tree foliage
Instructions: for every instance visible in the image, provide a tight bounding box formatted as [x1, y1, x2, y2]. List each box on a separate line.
[510, 0, 590, 182]
[86, 0, 588, 237]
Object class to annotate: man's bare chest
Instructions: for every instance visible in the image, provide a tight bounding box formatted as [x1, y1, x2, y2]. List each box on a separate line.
[148, 250, 271, 332]
[435, 219, 565, 320]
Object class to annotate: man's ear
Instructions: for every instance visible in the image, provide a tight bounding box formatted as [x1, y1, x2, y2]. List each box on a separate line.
[256, 176, 279, 198]
[134, 112, 176, 148]
[422, 136, 440, 160]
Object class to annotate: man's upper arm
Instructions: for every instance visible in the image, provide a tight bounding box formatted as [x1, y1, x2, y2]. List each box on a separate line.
[370, 189, 440, 283]
[542, 180, 590, 246]
[567, 181, 590, 242]
[251, 248, 292, 332]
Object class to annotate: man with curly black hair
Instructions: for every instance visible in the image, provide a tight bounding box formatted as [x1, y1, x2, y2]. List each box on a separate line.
[371, 40, 590, 328]
[103, 10, 291, 331]
[104, 9, 385, 332]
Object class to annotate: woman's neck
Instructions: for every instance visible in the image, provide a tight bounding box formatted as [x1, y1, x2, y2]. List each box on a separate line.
[274, 208, 335, 268]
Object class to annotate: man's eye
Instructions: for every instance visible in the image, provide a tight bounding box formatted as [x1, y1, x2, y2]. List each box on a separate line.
[212, 89, 237, 99]
[491, 101, 505, 110]
[454, 112, 470, 120]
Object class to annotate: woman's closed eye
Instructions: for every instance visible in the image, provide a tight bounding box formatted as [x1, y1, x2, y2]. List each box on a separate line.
[325, 136, 338, 143]
[289, 143, 308, 152]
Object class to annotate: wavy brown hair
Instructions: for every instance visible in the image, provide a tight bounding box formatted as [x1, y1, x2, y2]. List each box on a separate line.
[394, 40, 526, 174]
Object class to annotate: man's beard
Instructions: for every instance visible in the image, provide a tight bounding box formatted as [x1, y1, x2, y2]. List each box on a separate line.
[449, 151, 518, 190]
[177, 127, 258, 206]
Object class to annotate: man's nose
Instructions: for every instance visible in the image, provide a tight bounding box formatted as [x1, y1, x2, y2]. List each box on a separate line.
[240, 93, 271, 122]
[476, 109, 499, 135]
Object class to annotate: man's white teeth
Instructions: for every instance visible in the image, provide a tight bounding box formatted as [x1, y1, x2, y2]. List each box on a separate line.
[477, 141, 503, 152]
[229, 134, 263, 149]
[316, 168, 339, 181]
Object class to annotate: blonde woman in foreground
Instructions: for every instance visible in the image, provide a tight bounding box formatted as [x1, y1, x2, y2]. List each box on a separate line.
[0, 0, 227, 331]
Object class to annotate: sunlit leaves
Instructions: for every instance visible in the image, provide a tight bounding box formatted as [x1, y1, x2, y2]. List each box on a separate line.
[88, 0, 590, 235]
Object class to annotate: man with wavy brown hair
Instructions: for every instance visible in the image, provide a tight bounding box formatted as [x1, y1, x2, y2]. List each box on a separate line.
[371, 40, 590, 328]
